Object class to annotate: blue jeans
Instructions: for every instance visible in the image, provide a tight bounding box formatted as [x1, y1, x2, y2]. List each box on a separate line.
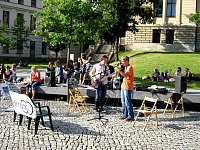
[26, 81, 41, 91]
[121, 88, 134, 119]
[95, 84, 107, 109]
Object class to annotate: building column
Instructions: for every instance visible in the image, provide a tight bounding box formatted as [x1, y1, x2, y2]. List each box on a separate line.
[10, 9, 16, 28]
[176, 0, 181, 25]
[0, 6, 2, 26]
[163, 0, 167, 25]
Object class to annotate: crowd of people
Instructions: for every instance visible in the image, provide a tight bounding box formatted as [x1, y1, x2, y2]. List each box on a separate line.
[44, 54, 93, 85]
[0, 63, 17, 83]
[1, 55, 199, 121]
[150, 67, 194, 83]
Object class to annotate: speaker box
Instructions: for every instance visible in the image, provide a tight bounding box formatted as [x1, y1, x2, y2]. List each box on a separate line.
[175, 76, 187, 93]
[50, 71, 56, 87]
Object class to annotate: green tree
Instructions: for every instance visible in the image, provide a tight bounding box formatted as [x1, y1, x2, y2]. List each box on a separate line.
[189, 10, 200, 23]
[99, 0, 154, 61]
[0, 27, 12, 48]
[189, 11, 200, 52]
[34, 0, 154, 61]
[34, 0, 105, 60]
[11, 15, 30, 58]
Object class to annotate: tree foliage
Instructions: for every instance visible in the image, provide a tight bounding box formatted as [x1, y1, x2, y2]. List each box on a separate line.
[189, 11, 200, 23]
[11, 15, 30, 54]
[34, 0, 154, 60]
[0, 27, 12, 48]
[98, 0, 154, 60]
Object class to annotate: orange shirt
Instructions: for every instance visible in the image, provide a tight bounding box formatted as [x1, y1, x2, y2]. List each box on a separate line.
[31, 72, 41, 82]
[121, 65, 134, 90]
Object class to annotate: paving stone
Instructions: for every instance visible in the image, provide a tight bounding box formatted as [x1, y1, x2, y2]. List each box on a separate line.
[1, 95, 200, 149]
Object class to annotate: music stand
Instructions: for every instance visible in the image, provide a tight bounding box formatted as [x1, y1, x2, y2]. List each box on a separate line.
[87, 72, 108, 125]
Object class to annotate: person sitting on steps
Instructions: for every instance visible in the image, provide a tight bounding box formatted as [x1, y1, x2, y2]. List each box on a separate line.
[26, 66, 41, 100]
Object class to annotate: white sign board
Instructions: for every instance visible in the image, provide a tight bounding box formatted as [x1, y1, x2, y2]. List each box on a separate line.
[70, 54, 74, 61]
[9, 91, 36, 119]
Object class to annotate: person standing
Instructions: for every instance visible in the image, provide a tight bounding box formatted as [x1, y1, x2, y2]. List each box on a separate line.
[55, 60, 63, 84]
[82, 56, 93, 85]
[116, 56, 134, 121]
[63, 60, 74, 83]
[91, 55, 110, 111]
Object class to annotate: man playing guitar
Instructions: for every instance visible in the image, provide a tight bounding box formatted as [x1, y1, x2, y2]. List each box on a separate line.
[91, 55, 110, 112]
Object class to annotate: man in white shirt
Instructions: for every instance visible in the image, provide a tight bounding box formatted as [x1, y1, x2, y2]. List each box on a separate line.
[91, 55, 110, 111]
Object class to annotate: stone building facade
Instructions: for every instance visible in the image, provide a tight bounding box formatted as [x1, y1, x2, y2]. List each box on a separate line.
[125, 0, 200, 52]
[0, 0, 80, 61]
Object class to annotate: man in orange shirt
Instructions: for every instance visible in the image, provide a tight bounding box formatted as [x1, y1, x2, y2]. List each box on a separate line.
[116, 56, 134, 121]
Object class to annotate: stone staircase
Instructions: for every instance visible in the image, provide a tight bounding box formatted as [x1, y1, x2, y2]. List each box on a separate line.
[90, 44, 113, 63]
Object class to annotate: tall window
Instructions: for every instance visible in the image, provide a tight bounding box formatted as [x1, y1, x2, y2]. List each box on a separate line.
[42, 42, 47, 55]
[154, 0, 163, 17]
[30, 41, 36, 58]
[4, 0, 10, 2]
[30, 15, 36, 30]
[18, 0, 24, 5]
[152, 29, 161, 43]
[17, 13, 24, 20]
[166, 30, 174, 44]
[17, 42, 23, 54]
[167, 0, 176, 17]
[31, 0, 36, 7]
[3, 46, 9, 54]
[3, 11, 9, 28]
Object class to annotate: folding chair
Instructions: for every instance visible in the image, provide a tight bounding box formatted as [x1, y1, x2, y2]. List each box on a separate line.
[74, 87, 90, 99]
[163, 93, 184, 118]
[135, 96, 159, 131]
[68, 88, 89, 113]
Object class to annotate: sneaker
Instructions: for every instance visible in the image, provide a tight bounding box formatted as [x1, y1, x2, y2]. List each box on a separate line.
[125, 118, 134, 122]
[100, 108, 106, 113]
[119, 117, 126, 120]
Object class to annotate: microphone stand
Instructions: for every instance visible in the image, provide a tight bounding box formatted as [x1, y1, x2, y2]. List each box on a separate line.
[87, 71, 108, 125]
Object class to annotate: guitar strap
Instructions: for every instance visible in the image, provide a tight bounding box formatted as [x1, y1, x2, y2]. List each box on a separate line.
[104, 66, 107, 75]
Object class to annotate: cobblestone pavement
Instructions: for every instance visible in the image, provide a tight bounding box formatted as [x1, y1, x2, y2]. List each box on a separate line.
[0, 98, 200, 150]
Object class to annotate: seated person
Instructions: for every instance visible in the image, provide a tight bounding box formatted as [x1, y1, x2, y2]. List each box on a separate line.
[152, 68, 160, 81]
[161, 69, 170, 81]
[3, 66, 13, 82]
[11, 63, 17, 82]
[26, 66, 41, 100]
[0, 64, 5, 81]
[45, 61, 55, 86]
[175, 67, 182, 77]
[185, 68, 192, 82]
[46, 61, 55, 77]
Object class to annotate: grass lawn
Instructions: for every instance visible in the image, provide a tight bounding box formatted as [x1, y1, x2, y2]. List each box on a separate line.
[3, 62, 49, 69]
[114, 50, 200, 90]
